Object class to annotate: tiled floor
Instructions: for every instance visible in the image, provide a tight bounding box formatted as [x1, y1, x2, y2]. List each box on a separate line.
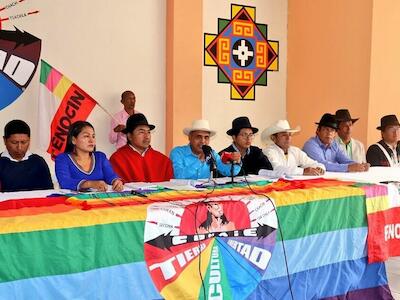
[386, 257, 400, 299]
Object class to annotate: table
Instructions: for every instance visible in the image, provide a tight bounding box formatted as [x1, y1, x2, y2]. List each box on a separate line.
[0, 179, 394, 299]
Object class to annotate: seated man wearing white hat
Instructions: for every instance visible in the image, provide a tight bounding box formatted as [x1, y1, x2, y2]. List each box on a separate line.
[220, 116, 272, 175]
[170, 119, 241, 179]
[262, 120, 325, 176]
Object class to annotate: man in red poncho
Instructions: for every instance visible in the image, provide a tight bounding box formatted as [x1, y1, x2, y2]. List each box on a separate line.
[110, 113, 173, 183]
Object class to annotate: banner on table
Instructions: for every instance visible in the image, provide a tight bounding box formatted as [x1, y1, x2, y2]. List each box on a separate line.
[144, 194, 277, 300]
[365, 183, 400, 263]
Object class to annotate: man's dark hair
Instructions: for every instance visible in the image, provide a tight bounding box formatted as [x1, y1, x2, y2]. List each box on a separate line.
[121, 90, 134, 100]
[4, 120, 30, 139]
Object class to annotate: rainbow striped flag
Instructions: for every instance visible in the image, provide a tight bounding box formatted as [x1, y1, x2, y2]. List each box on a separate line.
[0, 179, 393, 299]
[38, 60, 97, 158]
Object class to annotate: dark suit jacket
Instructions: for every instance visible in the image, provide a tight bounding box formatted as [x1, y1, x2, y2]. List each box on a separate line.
[366, 140, 400, 167]
[219, 145, 273, 176]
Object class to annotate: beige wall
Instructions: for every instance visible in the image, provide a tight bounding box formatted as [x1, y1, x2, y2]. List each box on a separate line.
[287, 0, 373, 148]
[5, 0, 399, 168]
[202, 0, 288, 152]
[0, 0, 166, 165]
[368, 0, 400, 145]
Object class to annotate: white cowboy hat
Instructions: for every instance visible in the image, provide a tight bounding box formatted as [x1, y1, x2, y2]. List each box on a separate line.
[183, 119, 216, 136]
[261, 120, 300, 143]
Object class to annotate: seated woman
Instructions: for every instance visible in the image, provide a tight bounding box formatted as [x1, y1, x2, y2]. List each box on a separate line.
[55, 121, 123, 192]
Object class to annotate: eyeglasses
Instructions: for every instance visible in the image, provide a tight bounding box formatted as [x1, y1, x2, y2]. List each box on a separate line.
[386, 126, 400, 133]
[238, 133, 254, 139]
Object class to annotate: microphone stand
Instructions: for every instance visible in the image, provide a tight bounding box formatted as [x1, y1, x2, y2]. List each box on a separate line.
[226, 161, 239, 184]
[209, 156, 217, 179]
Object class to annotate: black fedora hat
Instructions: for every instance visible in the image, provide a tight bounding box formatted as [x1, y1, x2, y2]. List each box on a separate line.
[376, 114, 400, 131]
[315, 113, 338, 130]
[227, 116, 258, 136]
[335, 109, 359, 124]
[122, 113, 155, 134]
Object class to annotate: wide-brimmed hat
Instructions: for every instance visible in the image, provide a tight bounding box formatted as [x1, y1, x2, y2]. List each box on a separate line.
[335, 109, 359, 124]
[315, 113, 338, 130]
[183, 119, 216, 136]
[377, 114, 400, 131]
[261, 120, 300, 143]
[226, 116, 258, 136]
[122, 113, 155, 134]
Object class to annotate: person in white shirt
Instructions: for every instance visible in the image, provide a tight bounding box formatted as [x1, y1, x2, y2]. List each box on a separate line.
[334, 109, 366, 163]
[262, 120, 325, 176]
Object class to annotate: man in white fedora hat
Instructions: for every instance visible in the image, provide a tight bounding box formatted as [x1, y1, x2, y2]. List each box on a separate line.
[170, 119, 241, 179]
[262, 120, 325, 176]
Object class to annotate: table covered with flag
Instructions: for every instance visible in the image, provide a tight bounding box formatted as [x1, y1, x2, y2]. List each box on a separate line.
[0, 178, 394, 299]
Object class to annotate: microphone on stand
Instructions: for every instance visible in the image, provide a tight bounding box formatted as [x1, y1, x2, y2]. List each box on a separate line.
[202, 145, 216, 178]
[221, 152, 234, 164]
[221, 152, 236, 183]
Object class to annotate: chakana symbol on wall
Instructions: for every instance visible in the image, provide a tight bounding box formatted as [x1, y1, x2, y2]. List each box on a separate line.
[204, 4, 279, 100]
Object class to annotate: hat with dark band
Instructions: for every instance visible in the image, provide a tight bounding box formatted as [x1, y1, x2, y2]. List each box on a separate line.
[226, 116, 258, 136]
[376, 115, 400, 131]
[335, 109, 359, 124]
[315, 113, 338, 130]
[122, 113, 155, 134]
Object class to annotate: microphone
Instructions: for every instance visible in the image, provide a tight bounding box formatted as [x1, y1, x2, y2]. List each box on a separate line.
[201, 145, 213, 157]
[221, 152, 234, 164]
[202, 145, 216, 178]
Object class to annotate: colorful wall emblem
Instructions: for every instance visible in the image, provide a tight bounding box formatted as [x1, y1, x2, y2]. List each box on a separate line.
[204, 4, 279, 100]
[144, 195, 277, 299]
[0, 2, 40, 110]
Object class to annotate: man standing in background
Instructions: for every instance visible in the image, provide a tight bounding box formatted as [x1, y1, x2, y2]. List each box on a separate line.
[109, 90, 138, 149]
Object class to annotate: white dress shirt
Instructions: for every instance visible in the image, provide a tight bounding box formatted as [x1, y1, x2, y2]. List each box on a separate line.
[263, 143, 325, 175]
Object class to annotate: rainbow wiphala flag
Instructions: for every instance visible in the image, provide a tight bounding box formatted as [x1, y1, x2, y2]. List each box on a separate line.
[0, 179, 393, 299]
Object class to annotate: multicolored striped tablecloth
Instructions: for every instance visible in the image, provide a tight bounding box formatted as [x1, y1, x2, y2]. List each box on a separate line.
[0, 179, 393, 299]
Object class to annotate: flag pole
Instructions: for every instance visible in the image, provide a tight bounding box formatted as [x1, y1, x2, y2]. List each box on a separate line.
[96, 101, 120, 123]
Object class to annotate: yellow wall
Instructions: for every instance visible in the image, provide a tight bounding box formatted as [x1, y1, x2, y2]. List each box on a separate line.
[202, 0, 288, 152]
[166, 0, 203, 154]
[287, 0, 373, 148]
[368, 0, 400, 145]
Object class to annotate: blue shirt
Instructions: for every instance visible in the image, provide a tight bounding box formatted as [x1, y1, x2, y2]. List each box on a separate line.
[170, 144, 240, 179]
[303, 136, 355, 172]
[55, 151, 119, 190]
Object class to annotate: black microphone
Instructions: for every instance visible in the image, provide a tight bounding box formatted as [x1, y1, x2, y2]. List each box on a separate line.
[201, 145, 212, 157]
[202, 145, 216, 178]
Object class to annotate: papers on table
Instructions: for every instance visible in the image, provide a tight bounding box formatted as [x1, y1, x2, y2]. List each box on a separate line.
[323, 167, 400, 184]
[0, 189, 71, 202]
[1, 167, 397, 202]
